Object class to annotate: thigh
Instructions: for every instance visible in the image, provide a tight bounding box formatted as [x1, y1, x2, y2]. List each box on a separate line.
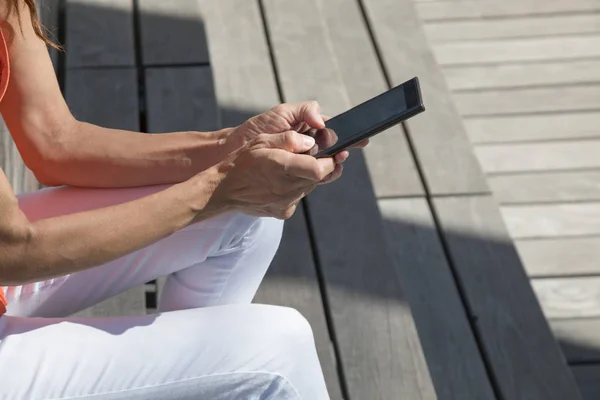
[7, 185, 262, 318]
[0, 305, 329, 400]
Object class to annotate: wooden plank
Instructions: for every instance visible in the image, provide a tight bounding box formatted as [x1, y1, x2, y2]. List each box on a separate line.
[379, 198, 494, 399]
[489, 171, 600, 204]
[433, 36, 600, 66]
[66, 0, 135, 67]
[517, 237, 600, 277]
[416, 0, 600, 21]
[572, 365, 600, 400]
[444, 60, 600, 91]
[362, 0, 489, 195]
[551, 319, 600, 363]
[144, 67, 219, 133]
[424, 14, 600, 42]
[502, 202, 600, 239]
[532, 277, 600, 319]
[475, 140, 600, 174]
[65, 67, 145, 315]
[138, 0, 210, 66]
[465, 112, 600, 144]
[253, 206, 343, 400]
[66, 69, 139, 130]
[454, 85, 600, 116]
[433, 195, 581, 399]
[263, 0, 423, 199]
[196, 0, 280, 125]
[263, 0, 435, 397]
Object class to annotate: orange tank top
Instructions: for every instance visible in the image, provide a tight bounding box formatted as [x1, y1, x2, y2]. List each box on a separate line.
[0, 27, 12, 316]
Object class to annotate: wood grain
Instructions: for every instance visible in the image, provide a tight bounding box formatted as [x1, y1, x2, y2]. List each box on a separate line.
[138, 0, 210, 65]
[263, 0, 434, 396]
[454, 85, 600, 116]
[362, 0, 489, 195]
[489, 171, 600, 204]
[434, 36, 600, 66]
[425, 14, 600, 42]
[551, 319, 600, 363]
[444, 60, 600, 91]
[517, 237, 600, 277]
[144, 67, 219, 133]
[464, 112, 600, 144]
[475, 140, 600, 174]
[66, 0, 135, 67]
[532, 277, 600, 319]
[380, 198, 494, 399]
[501, 202, 600, 239]
[416, 0, 600, 21]
[434, 195, 581, 400]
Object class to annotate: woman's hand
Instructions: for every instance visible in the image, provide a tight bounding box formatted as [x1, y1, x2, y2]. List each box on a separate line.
[225, 102, 368, 166]
[205, 130, 338, 220]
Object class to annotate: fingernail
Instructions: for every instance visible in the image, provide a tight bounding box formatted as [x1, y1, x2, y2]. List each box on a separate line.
[303, 135, 315, 148]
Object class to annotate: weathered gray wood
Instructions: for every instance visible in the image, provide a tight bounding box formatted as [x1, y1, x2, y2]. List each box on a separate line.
[424, 14, 600, 42]
[475, 140, 600, 174]
[138, 0, 209, 66]
[263, 0, 423, 199]
[416, 0, 600, 21]
[65, 67, 145, 316]
[145, 67, 219, 133]
[517, 237, 600, 277]
[66, 0, 135, 67]
[465, 112, 600, 144]
[490, 171, 600, 204]
[362, 0, 489, 195]
[253, 206, 343, 400]
[551, 319, 600, 363]
[532, 277, 600, 319]
[379, 198, 494, 399]
[0, 118, 39, 194]
[572, 365, 600, 400]
[444, 60, 600, 91]
[455, 85, 600, 116]
[66, 69, 139, 130]
[501, 202, 600, 239]
[196, 0, 280, 126]
[263, 0, 435, 397]
[433, 195, 581, 399]
[433, 36, 600, 66]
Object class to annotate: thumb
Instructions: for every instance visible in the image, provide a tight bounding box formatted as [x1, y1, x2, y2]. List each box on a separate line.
[265, 131, 316, 154]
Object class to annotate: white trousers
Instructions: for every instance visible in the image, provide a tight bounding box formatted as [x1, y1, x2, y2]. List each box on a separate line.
[0, 185, 330, 400]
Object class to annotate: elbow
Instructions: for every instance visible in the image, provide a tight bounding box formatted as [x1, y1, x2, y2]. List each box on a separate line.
[25, 118, 80, 187]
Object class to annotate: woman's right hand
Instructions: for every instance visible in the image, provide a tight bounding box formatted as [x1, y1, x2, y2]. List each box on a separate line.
[204, 130, 339, 220]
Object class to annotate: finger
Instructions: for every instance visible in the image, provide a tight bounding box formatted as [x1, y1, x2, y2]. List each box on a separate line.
[263, 131, 316, 154]
[274, 101, 326, 130]
[334, 150, 349, 164]
[282, 153, 336, 181]
[351, 139, 370, 148]
[322, 114, 332, 122]
[319, 164, 344, 185]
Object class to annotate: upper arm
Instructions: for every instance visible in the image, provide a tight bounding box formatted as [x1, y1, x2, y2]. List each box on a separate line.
[0, 2, 75, 172]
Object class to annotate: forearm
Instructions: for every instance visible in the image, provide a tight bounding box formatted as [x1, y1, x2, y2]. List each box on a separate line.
[37, 121, 235, 188]
[0, 169, 222, 285]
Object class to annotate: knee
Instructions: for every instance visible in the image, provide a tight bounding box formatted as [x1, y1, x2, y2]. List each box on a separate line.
[269, 307, 315, 346]
[219, 214, 284, 254]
